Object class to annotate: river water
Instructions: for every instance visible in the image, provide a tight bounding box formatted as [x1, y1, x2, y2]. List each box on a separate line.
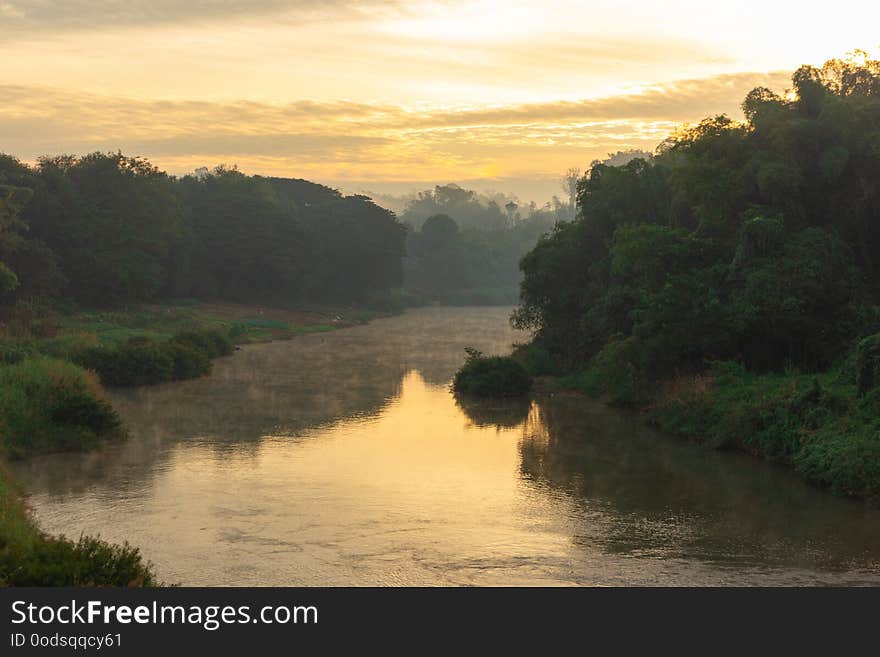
[13, 307, 880, 585]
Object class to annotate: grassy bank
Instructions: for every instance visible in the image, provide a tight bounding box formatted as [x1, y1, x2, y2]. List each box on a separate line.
[0, 466, 157, 586]
[0, 359, 158, 585]
[2, 298, 383, 350]
[645, 362, 880, 504]
[0, 298, 399, 585]
[0, 298, 403, 386]
[515, 342, 880, 505]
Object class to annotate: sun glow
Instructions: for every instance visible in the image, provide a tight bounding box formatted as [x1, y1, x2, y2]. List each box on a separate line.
[1, 0, 878, 197]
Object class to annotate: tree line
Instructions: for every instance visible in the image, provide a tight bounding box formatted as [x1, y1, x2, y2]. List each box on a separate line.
[399, 184, 558, 302]
[0, 156, 406, 308]
[515, 54, 880, 385]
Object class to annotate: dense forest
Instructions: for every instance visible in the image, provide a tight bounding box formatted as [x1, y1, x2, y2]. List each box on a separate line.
[513, 54, 880, 500]
[0, 156, 406, 309]
[517, 54, 880, 377]
[0, 156, 568, 311]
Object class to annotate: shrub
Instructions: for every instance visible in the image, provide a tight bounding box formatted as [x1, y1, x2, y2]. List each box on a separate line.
[797, 430, 880, 502]
[166, 341, 212, 380]
[0, 358, 124, 458]
[73, 328, 233, 387]
[75, 340, 174, 387]
[586, 335, 650, 405]
[2, 534, 158, 586]
[452, 348, 532, 398]
[228, 322, 248, 341]
[856, 333, 880, 396]
[512, 342, 561, 377]
[171, 329, 234, 358]
[0, 340, 36, 365]
[0, 470, 157, 586]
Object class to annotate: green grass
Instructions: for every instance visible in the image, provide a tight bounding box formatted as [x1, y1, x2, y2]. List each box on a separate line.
[646, 361, 880, 503]
[0, 357, 125, 459]
[239, 317, 292, 330]
[291, 324, 335, 334]
[544, 331, 880, 503]
[0, 359, 158, 585]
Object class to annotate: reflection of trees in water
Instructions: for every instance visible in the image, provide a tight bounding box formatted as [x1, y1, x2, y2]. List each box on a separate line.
[454, 395, 532, 429]
[516, 396, 880, 570]
[14, 307, 524, 498]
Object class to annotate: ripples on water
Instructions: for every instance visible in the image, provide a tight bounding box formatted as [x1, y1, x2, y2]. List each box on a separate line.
[13, 307, 880, 585]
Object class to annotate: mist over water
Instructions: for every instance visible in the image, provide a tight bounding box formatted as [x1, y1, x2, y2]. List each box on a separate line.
[12, 307, 880, 585]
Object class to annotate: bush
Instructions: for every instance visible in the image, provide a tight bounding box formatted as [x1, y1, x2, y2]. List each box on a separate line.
[0, 340, 36, 365]
[166, 341, 212, 380]
[512, 341, 561, 377]
[856, 333, 880, 396]
[452, 348, 532, 398]
[797, 429, 880, 502]
[75, 340, 174, 387]
[170, 329, 234, 358]
[73, 328, 233, 387]
[0, 470, 157, 586]
[585, 335, 650, 405]
[0, 358, 124, 458]
[3, 534, 158, 586]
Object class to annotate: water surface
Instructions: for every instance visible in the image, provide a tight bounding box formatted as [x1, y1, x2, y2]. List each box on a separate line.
[14, 307, 880, 585]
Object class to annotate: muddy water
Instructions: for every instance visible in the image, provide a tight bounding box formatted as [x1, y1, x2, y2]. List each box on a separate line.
[13, 307, 880, 585]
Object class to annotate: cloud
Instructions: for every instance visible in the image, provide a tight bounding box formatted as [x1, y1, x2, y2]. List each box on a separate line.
[0, 69, 795, 183]
[0, 1, 379, 33]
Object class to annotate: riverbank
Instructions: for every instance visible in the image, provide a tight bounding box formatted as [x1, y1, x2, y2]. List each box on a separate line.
[16, 305, 880, 586]
[0, 352, 158, 584]
[0, 299, 398, 585]
[531, 357, 880, 506]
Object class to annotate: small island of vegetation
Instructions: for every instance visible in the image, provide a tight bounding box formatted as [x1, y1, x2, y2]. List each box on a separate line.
[452, 347, 533, 398]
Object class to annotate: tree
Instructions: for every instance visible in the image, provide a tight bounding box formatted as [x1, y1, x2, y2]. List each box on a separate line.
[560, 167, 580, 219]
[516, 53, 880, 377]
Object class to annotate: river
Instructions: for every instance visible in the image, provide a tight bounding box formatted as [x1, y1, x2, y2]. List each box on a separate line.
[12, 307, 880, 585]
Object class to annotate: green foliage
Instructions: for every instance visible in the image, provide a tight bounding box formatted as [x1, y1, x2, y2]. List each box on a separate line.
[510, 54, 880, 501]
[648, 359, 880, 502]
[3, 533, 158, 587]
[452, 347, 533, 398]
[0, 339, 37, 365]
[0, 262, 18, 294]
[24, 153, 186, 305]
[0, 469, 157, 586]
[165, 341, 212, 380]
[171, 328, 234, 358]
[76, 341, 174, 387]
[855, 333, 880, 396]
[517, 53, 880, 380]
[73, 328, 233, 387]
[579, 336, 650, 405]
[511, 341, 562, 377]
[1, 154, 407, 309]
[0, 358, 123, 459]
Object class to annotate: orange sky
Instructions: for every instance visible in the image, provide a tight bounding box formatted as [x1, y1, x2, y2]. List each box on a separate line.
[1, 1, 878, 201]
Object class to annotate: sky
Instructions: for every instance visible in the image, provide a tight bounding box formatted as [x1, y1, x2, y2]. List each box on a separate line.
[1, 0, 878, 203]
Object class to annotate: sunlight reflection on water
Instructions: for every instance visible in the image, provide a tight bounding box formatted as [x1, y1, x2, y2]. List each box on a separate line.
[13, 307, 880, 585]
